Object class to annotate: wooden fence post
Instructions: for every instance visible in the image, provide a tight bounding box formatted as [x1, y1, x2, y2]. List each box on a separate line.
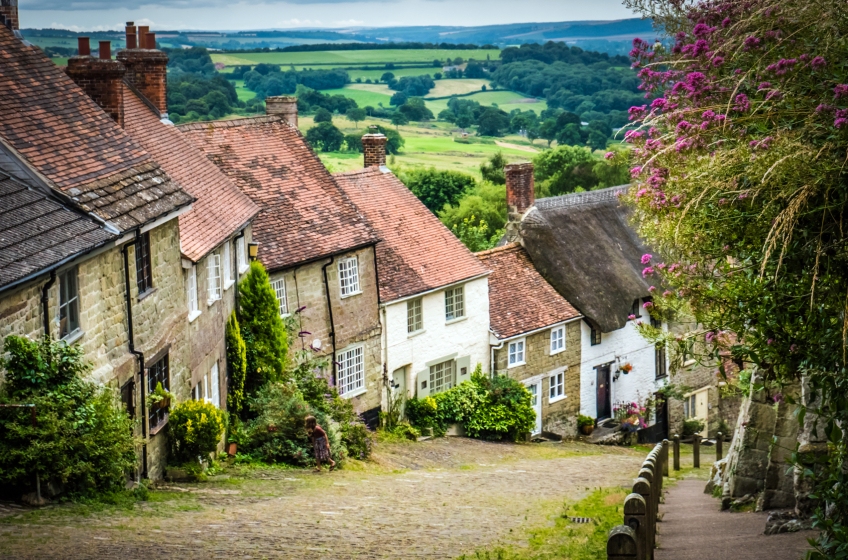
[693, 434, 701, 468]
[716, 432, 723, 461]
[672, 434, 680, 471]
[633, 477, 654, 560]
[624, 493, 648, 560]
[608, 524, 638, 559]
[661, 439, 669, 477]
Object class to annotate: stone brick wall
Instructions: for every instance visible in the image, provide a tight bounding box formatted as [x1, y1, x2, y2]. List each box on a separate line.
[494, 320, 582, 437]
[362, 134, 387, 167]
[505, 162, 534, 219]
[0, 0, 19, 30]
[66, 55, 126, 126]
[117, 49, 168, 114]
[265, 96, 298, 127]
[267, 246, 382, 413]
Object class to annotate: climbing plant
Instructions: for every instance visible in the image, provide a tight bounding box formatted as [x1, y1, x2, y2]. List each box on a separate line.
[621, 0, 848, 554]
[225, 311, 247, 415]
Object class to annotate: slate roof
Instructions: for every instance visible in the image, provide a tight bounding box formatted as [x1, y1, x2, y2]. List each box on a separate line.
[519, 185, 653, 333]
[334, 166, 489, 302]
[476, 243, 580, 339]
[0, 25, 192, 232]
[122, 87, 259, 262]
[0, 171, 117, 291]
[178, 116, 378, 271]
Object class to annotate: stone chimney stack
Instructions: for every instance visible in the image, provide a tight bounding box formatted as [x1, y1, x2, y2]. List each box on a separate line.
[66, 39, 127, 126]
[362, 133, 387, 167]
[505, 162, 535, 218]
[265, 96, 298, 127]
[0, 0, 19, 31]
[117, 23, 169, 116]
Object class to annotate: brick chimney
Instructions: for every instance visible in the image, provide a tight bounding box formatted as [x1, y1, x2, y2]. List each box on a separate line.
[66, 39, 127, 126]
[117, 23, 169, 115]
[504, 162, 534, 243]
[0, 0, 19, 31]
[265, 96, 298, 127]
[362, 133, 387, 167]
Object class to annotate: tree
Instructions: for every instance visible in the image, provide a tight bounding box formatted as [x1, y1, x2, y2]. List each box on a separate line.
[624, 2, 848, 553]
[439, 181, 507, 242]
[380, 71, 395, 83]
[226, 311, 247, 414]
[313, 107, 333, 123]
[434, 72, 443, 80]
[456, 113, 474, 130]
[532, 145, 598, 195]
[389, 91, 409, 107]
[361, 124, 404, 154]
[539, 118, 559, 147]
[305, 122, 345, 152]
[345, 107, 366, 126]
[479, 151, 507, 185]
[390, 111, 409, 130]
[465, 61, 486, 79]
[476, 107, 510, 136]
[238, 261, 288, 395]
[398, 167, 477, 213]
[450, 216, 503, 252]
[398, 97, 434, 121]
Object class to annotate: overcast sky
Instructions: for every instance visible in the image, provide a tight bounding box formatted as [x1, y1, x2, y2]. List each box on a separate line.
[20, 0, 636, 32]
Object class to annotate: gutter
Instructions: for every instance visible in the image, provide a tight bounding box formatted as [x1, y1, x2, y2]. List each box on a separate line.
[379, 271, 491, 307]
[321, 256, 337, 386]
[40, 271, 56, 337]
[122, 230, 147, 480]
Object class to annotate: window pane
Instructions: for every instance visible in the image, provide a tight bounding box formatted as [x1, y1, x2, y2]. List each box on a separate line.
[272, 279, 287, 316]
[429, 360, 454, 394]
[339, 346, 364, 395]
[59, 268, 79, 338]
[223, 243, 231, 284]
[136, 233, 152, 293]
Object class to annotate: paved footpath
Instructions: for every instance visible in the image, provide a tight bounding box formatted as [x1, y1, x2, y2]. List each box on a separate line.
[656, 479, 814, 560]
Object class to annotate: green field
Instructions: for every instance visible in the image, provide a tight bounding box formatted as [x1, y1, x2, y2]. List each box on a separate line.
[320, 87, 393, 108]
[230, 79, 256, 102]
[210, 48, 499, 67]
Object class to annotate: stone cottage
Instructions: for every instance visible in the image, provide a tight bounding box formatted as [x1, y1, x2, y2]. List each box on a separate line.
[0, 19, 195, 479]
[333, 135, 491, 407]
[477, 242, 582, 437]
[179, 101, 384, 425]
[119, 22, 260, 411]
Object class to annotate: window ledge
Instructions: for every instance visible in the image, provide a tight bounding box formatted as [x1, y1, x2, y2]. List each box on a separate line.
[188, 309, 202, 323]
[137, 287, 157, 302]
[550, 347, 566, 356]
[238, 264, 249, 275]
[445, 316, 467, 325]
[340, 387, 367, 400]
[207, 296, 221, 308]
[62, 329, 84, 345]
[340, 290, 362, 299]
[407, 329, 426, 339]
[549, 394, 567, 405]
[224, 279, 235, 290]
[149, 415, 169, 436]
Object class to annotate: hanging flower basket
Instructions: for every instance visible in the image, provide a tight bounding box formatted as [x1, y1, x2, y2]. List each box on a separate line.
[620, 362, 634, 374]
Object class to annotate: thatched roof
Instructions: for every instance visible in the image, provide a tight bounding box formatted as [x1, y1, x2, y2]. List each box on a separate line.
[519, 185, 653, 333]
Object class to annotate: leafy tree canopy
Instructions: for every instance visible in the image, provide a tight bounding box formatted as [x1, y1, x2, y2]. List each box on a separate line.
[398, 167, 477, 213]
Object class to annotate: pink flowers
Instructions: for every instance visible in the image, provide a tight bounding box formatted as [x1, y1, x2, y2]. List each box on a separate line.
[629, 105, 648, 121]
[641, 253, 653, 264]
[765, 58, 797, 76]
[733, 93, 750, 112]
[758, 82, 772, 91]
[643, 301, 654, 309]
[628, 314, 636, 320]
[743, 36, 761, 50]
[834, 84, 848, 99]
[630, 166, 643, 178]
[642, 266, 655, 277]
[705, 331, 716, 343]
[648, 285, 657, 292]
[604, 151, 615, 160]
[810, 56, 826, 70]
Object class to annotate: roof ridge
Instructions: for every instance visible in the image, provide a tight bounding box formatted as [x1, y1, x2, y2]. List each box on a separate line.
[176, 114, 284, 131]
[333, 166, 383, 177]
[475, 242, 521, 257]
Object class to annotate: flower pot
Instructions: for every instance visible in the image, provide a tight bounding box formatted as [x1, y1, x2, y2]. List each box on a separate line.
[580, 424, 595, 436]
[227, 442, 237, 457]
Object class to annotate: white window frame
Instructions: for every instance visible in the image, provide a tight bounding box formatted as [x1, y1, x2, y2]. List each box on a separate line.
[508, 338, 526, 368]
[407, 297, 423, 334]
[58, 267, 81, 340]
[187, 265, 201, 322]
[338, 344, 366, 398]
[338, 257, 361, 298]
[549, 370, 565, 403]
[271, 277, 288, 317]
[444, 285, 465, 322]
[222, 241, 233, 289]
[429, 359, 455, 394]
[207, 253, 222, 305]
[550, 325, 565, 355]
[237, 236, 249, 274]
[209, 362, 220, 408]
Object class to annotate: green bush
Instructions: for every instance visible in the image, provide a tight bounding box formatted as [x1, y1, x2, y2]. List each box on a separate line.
[682, 418, 705, 437]
[168, 400, 226, 464]
[0, 336, 135, 498]
[405, 396, 442, 436]
[577, 414, 595, 429]
[397, 167, 477, 213]
[225, 311, 247, 414]
[239, 261, 288, 396]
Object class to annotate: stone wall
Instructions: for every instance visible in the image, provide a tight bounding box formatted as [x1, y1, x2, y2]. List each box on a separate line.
[267, 246, 382, 414]
[494, 320, 581, 437]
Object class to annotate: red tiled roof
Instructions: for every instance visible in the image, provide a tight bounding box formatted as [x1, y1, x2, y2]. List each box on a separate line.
[122, 87, 259, 262]
[0, 26, 192, 231]
[334, 166, 489, 302]
[477, 243, 581, 339]
[178, 116, 378, 271]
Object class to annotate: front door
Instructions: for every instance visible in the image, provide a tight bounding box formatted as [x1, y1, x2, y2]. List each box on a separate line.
[527, 381, 542, 434]
[596, 365, 611, 419]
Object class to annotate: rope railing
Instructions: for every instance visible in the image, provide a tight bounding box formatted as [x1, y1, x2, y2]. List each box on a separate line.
[606, 439, 668, 560]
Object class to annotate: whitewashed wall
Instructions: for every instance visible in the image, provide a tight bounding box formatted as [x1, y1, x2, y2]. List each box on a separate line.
[579, 304, 668, 419]
[384, 276, 490, 397]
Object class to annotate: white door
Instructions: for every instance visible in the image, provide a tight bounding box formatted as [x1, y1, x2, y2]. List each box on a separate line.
[527, 381, 542, 435]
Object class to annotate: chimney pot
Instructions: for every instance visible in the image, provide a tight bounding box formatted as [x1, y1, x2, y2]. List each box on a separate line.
[145, 32, 155, 49]
[137, 25, 149, 42]
[117, 31, 169, 114]
[66, 48, 126, 125]
[265, 96, 298, 127]
[505, 162, 535, 217]
[78, 36, 90, 56]
[99, 41, 111, 60]
[126, 33, 137, 49]
[361, 133, 388, 168]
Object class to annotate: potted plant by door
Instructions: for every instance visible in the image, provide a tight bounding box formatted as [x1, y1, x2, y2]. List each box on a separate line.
[577, 414, 596, 436]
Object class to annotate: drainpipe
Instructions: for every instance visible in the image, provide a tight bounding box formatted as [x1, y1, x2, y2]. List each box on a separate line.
[41, 271, 57, 337]
[490, 334, 506, 377]
[122, 230, 147, 480]
[321, 256, 337, 385]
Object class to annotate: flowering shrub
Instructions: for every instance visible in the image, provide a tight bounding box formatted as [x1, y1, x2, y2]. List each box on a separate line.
[168, 400, 226, 464]
[622, 0, 848, 554]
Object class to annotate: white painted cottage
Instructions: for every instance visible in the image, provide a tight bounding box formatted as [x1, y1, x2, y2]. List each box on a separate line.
[334, 137, 491, 405]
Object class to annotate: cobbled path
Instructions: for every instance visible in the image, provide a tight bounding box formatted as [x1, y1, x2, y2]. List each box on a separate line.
[0, 438, 643, 559]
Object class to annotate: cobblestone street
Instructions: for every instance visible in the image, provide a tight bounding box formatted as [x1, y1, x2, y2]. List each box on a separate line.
[0, 438, 643, 559]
